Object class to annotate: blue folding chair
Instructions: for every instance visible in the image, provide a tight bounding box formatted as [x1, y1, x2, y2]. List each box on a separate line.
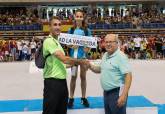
[0, 25, 4, 31]
[96, 24, 103, 29]
[103, 24, 110, 29]
[4, 25, 12, 31]
[143, 23, 151, 28]
[151, 23, 158, 28]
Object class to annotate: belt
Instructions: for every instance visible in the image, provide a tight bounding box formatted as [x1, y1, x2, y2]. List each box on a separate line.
[45, 78, 66, 82]
[104, 87, 120, 94]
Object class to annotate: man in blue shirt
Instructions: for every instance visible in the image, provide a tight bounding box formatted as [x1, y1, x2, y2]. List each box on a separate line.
[88, 34, 132, 114]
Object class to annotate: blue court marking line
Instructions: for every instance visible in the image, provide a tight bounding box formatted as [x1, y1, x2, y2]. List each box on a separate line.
[0, 96, 155, 112]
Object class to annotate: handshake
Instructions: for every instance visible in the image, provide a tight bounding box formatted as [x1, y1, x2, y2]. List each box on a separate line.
[77, 59, 101, 73]
[66, 59, 90, 69]
[78, 59, 91, 70]
[66, 57, 101, 73]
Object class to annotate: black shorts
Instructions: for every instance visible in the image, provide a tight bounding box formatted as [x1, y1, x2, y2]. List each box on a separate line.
[101, 48, 106, 53]
[156, 49, 162, 54]
[135, 47, 140, 52]
[91, 48, 97, 53]
[128, 48, 133, 53]
[31, 48, 36, 53]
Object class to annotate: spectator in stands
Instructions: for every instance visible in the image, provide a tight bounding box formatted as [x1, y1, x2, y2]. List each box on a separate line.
[162, 40, 165, 59]
[99, 36, 106, 57]
[4, 42, 9, 62]
[155, 37, 163, 59]
[127, 39, 135, 59]
[16, 40, 23, 61]
[30, 38, 37, 60]
[134, 35, 142, 59]
[147, 35, 154, 59]
[27, 44, 31, 61]
[0, 47, 4, 62]
[132, 16, 138, 28]
[10, 40, 17, 62]
[140, 40, 147, 59]
[22, 43, 28, 61]
[120, 40, 127, 54]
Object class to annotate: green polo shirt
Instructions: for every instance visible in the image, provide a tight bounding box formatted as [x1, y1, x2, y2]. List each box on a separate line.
[43, 35, 67, 79]
[100, 49, 131, 91]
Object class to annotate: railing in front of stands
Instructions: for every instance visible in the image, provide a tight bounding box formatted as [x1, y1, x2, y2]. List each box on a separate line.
[0, 23, 42, 31]
[88, 23, 165, 29]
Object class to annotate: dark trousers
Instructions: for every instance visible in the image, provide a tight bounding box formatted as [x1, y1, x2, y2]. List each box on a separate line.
[104, 88, 127, 114]
[18, 50, 22, 61]
[43, 78, 68, 114]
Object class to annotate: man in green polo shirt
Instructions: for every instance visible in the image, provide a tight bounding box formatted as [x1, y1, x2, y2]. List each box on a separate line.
[42, 16, 87, 114]
[88, 34, 132, 114]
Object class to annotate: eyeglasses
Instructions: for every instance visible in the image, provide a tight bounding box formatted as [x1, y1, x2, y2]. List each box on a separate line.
[105, 41, 117, 44]
[53, 23, 61, 26]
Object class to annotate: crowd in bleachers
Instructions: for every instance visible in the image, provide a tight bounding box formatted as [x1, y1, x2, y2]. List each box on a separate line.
[0, 7, 39, 25]
[0, 7, 42, 31]
[0, 38, 41, 62]
[44, 6, 165, 29]
[87, 6, 165, 29]
[117, 34, 165, 59]
[0, 6, 165, 30]
[0, 34, 165, 62]
[84, 34, 165, 60]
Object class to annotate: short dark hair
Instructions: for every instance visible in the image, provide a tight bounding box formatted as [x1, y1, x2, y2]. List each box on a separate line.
[49, 16, 61, 24]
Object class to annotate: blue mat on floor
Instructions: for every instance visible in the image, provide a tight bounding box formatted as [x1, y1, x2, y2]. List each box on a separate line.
[0, 96, 155, 112]
[157, 104, 165, 114]
[71, 96, 155, 109]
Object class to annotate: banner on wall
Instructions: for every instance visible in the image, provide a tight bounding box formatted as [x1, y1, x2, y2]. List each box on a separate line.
[43, 25, 73, 32]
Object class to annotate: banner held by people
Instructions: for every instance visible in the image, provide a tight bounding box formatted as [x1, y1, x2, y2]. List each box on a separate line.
[58, 33, 98, 48]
